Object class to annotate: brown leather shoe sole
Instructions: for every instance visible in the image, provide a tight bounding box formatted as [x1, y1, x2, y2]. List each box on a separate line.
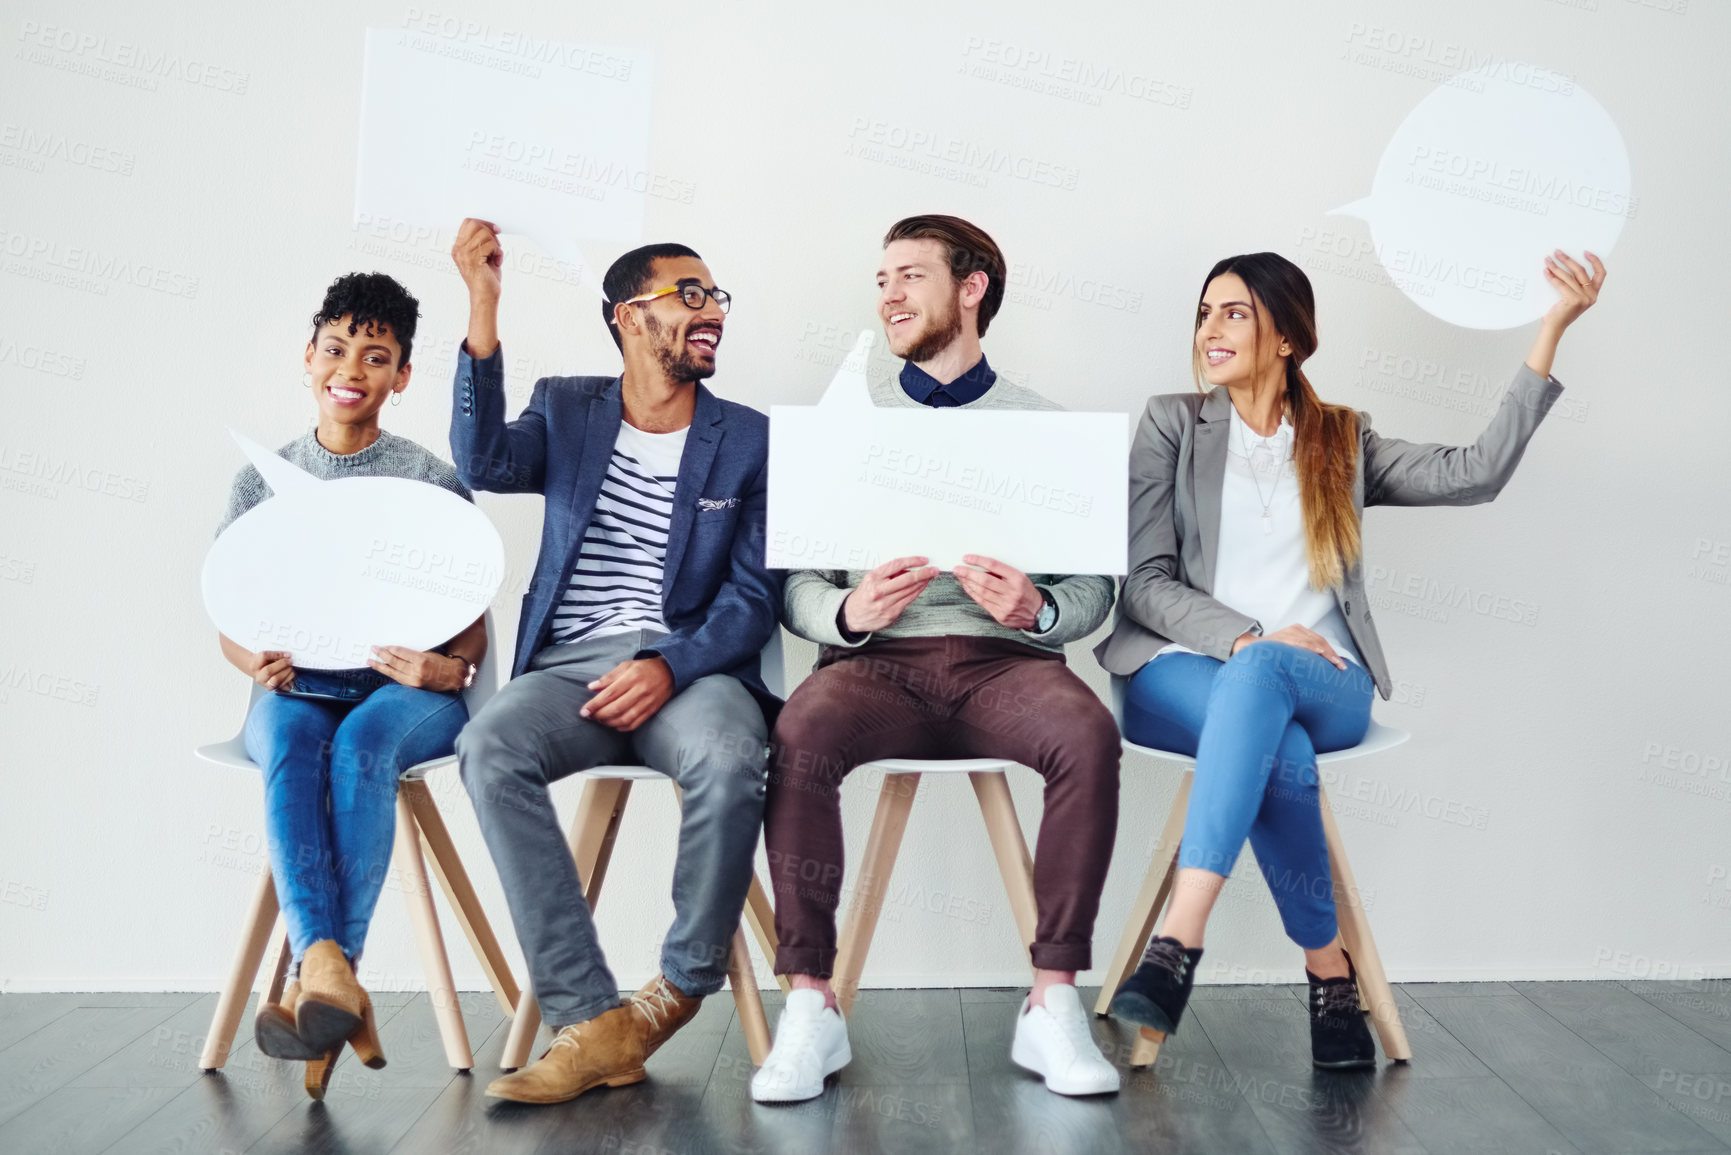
[483, 1065, 647, 1105]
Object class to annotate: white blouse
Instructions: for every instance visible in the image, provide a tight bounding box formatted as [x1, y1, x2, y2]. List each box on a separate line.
[1155, 404, 1360, 666]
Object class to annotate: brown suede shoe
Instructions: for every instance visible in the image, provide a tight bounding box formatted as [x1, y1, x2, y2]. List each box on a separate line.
[255, 981, 324, 1061]
[629, 974, 701, 1059]
[296, 940, 365, 1052]
[484, 1003, 648, 1104]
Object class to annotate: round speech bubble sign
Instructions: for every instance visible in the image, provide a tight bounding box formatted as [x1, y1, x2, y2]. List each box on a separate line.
[1332, 63, 1630, 330]
[202, 431, 505, 669]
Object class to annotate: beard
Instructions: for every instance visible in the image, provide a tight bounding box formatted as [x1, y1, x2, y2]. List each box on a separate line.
[890, 292, 964, 362]
[643, 311, 717, 382]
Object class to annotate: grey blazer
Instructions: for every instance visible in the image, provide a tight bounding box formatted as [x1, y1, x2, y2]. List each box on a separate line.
[1092, 365, 1564, 699]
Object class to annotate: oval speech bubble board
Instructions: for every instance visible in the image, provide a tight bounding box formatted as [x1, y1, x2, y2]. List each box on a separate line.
[202, 432, 505, 669]
[1333, 64, 1630, 329]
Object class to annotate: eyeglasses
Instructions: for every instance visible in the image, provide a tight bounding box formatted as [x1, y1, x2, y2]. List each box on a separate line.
[620, 283, 732, 314]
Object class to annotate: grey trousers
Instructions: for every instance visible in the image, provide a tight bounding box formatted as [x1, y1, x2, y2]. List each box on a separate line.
[456, 630, 768, 1028]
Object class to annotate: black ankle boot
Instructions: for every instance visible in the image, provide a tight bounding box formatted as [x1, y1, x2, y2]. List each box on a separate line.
[1308, 951, 1376, 1069]
[1109, 936, 1204, 1035]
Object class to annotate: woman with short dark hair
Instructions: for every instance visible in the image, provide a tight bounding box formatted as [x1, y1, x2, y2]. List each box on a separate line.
[213, 272, 487, 1098]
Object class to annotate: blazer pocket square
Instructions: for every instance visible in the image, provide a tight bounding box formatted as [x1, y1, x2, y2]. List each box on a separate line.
[697, 497, 740, 511]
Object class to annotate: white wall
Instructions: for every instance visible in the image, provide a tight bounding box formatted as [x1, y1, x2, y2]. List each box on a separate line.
[3, 0, 1727, 994]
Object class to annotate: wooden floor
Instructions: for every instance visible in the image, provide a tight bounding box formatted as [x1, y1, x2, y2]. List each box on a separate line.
[4, 980, 1731, 1154]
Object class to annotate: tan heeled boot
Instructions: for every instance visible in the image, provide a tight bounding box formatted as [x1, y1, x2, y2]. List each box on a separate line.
[296, 940, 385, 1069]
[301, 1001, 385, 1102]
[304, 1042, 342, 1100]
[347, 995, 387, 1070]
[255, 980, 323, 1061]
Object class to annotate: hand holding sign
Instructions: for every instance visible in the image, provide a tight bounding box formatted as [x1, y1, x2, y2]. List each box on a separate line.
[202, 432, 505, 669]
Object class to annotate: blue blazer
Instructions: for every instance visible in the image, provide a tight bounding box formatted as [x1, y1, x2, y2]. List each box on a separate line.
[450, 347, 782, 718]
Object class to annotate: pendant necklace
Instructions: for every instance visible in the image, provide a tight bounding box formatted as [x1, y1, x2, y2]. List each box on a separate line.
[1238, 414, 1284, 535]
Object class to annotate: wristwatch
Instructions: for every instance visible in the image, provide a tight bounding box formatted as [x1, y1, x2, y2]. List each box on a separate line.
[440, 649, 478, 690]
[1033, 588, 1058, 634]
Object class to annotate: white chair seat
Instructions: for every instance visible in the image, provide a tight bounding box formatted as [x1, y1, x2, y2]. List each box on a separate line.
[197, 735, 457, 782]
[1122, 719, 1411, 767]
[864, 757, 1015, 775]
[195, 737, 251, 771]
[580, 765, 677, 781]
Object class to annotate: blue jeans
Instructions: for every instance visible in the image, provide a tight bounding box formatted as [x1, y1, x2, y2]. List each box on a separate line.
[244, 667, 469, 961]
[1123, 644, 1374, 948]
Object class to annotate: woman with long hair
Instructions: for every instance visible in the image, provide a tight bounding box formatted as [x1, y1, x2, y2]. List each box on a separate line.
[1094, 249, 1603, 1067]
[214, 271, 487, 1097]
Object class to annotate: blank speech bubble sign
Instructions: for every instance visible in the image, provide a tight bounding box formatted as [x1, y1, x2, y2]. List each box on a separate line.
[355, 27, 655, 294]
[766, 331, 1129, 574]
[1332, 64, 1630, 329]
[202, 432, 505, 669]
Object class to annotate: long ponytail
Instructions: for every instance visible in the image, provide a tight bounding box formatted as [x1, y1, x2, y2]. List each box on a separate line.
[1286, 358, 1361, 590]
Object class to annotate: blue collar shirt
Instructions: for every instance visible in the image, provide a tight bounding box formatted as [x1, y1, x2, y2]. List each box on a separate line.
[898, 355, 996, 407]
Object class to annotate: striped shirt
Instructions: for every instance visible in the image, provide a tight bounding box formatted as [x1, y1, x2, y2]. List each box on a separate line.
[551, 421, 689, 645]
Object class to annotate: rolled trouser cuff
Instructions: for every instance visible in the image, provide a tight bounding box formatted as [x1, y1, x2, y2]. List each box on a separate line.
[773, 945, 835, 978]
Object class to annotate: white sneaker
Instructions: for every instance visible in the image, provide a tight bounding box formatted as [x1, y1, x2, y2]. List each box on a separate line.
[1010, 985, 1121, 1096]
[750, 989, 852, 1103]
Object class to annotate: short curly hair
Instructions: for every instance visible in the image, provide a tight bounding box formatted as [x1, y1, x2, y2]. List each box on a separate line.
[311, 272, 421, 366]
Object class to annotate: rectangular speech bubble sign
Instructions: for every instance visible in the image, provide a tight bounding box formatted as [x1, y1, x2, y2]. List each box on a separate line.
[354, 27, 652, 280]
[768, 332, 1128, 575]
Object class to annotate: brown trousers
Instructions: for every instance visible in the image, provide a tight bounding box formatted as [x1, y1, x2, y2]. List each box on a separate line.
[764, 635, 1121, 975]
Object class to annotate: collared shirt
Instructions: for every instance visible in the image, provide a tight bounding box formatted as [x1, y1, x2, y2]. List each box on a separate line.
[898, 355, 996, 407]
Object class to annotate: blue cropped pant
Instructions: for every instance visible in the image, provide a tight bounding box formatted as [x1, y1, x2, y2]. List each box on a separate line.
[1122, 643, 1373, 949]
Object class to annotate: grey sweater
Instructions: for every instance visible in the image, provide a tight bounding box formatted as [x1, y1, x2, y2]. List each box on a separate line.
[782, 372, 1116, 651]
[216, 428, 471, 536]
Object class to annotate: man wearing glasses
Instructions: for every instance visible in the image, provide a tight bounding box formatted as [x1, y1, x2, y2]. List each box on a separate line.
[448, 220, 780, 1104]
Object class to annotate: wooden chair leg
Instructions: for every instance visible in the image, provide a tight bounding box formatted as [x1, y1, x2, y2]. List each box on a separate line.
[1130, 1028, 1164, 1067]
[262, 918, 292, 1006]
[727, 926, 772, 1065]
[500, 777, 633, 1071]
[200, 865, 282, 1070]
[833, 772, 920, 1019]
[743, 871, 792, 995]
[395, 791, 473, 1071]
[498, 978, 542, 1073]
[571, 778, 633, 905]
[403, 779, 521, 1018]
[1319, 787, 1411, 1062]
[1095, 772, 1193, 1016]
[968, 772, 1039, 952]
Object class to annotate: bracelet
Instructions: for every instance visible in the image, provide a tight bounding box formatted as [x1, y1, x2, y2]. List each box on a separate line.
[438, 649, 478, 690]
